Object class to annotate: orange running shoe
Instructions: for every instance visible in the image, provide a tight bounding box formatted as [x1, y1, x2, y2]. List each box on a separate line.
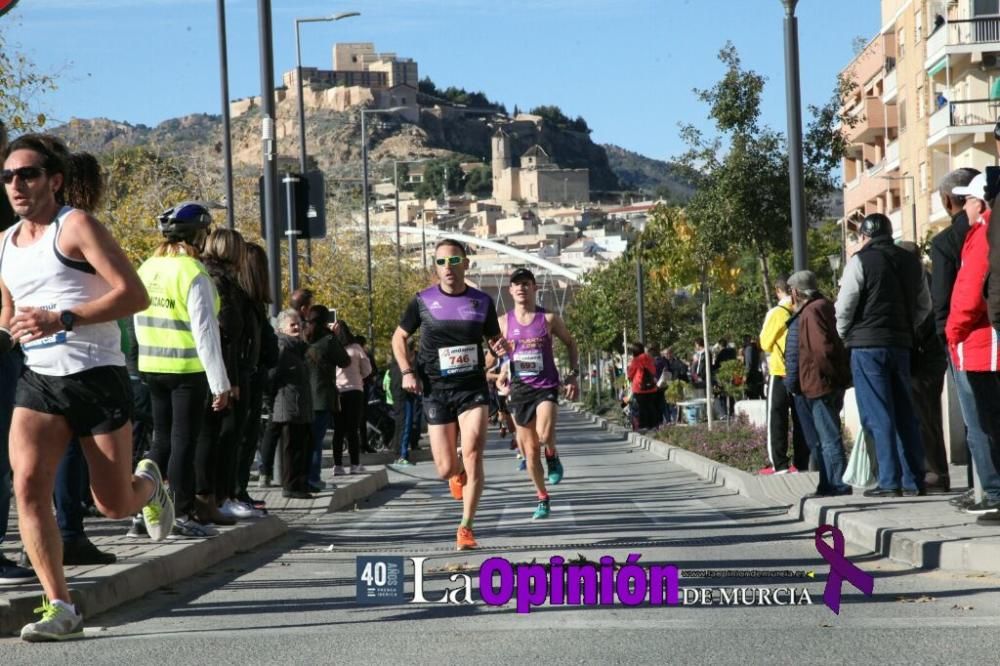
[448, 471, 467, 500]
[456, 526, 478, 550]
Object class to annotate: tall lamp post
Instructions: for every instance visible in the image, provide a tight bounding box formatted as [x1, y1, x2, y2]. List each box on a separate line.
[361, 106, 409, 352]
[295, 11, 360, 267]
[879, 174, 918, 242]
[257, 0, 281, 318]
[781, 0, 808, 271]
[216, 0, 235, 229]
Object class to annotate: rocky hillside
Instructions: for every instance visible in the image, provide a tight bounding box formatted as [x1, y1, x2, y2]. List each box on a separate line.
[52, 103, 668, 195]
[602, 144, 695, 201]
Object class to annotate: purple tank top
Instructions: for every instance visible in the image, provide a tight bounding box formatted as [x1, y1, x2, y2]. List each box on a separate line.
[506, 308, 560, 389]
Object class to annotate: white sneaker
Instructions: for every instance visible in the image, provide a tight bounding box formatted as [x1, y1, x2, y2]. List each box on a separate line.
[350, 465, 366, 474]
[332, 465, 347, 476]
[135, 459, 175, 542]
[20, 598, 83, 642]
[220, 499, 255, 519]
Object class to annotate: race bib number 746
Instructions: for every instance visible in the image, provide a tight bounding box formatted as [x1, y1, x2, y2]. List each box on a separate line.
[438, 344, 477, 376]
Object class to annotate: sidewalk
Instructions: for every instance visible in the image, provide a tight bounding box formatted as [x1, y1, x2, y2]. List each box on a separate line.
[0, 464, 390, 637]
[568, 403, 1000, 575]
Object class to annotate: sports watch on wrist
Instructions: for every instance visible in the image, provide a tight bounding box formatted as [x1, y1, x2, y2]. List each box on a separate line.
[59, 310, 76, 332]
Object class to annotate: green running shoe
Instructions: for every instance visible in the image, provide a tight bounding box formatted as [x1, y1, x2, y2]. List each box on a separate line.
[20, 598, 84, 642]
[532, 499, 551, 520]
[136, 459, 175, 542]
[546, 456, 564, 485]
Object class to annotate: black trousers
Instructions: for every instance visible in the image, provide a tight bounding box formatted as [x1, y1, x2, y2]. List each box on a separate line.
[912, 368, 948, 484]
[766, 374, 810, 471]
[259, 416, 281, 478]
[634, 391, 660, 430]
[145, 371, 209, 515]
[237, 373, 266, 495]
[279, 422, 312, 492]
[333, 390, 364, 466]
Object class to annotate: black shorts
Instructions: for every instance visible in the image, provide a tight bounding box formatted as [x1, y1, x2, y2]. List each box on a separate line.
[16, 365, 132, 437]
[509, 385, 560, 427]
[424, 385, 490, 425]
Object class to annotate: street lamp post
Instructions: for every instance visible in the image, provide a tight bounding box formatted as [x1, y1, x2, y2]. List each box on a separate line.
[216, 0, 235, 230]
[361, 106, 408, 353]
[256, 0, 281, 318]
[295, 11, 360, 268]
[781, 0, 808, 271]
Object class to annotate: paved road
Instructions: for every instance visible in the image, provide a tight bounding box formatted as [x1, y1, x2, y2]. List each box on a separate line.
[4, 409, 1000, 664]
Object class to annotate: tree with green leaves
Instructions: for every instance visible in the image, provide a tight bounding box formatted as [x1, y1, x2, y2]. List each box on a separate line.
[677, 43, 852, 310]
[0, 22, 57, 132]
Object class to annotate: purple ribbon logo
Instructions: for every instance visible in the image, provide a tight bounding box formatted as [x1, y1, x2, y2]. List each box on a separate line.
[814, 524, 874, 614]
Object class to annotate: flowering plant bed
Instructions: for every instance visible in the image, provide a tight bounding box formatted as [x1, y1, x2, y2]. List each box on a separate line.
[650, 415, 769, 473]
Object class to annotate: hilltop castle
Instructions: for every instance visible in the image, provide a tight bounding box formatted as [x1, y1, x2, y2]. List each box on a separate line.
[230, 42, 420, 123]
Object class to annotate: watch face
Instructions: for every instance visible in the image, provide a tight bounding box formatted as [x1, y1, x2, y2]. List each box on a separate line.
[60, 311, 74, 330]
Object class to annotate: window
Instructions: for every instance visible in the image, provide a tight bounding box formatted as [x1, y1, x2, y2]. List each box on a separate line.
[917, 85, 925, 119]
[897, 27, 906, 59]
[899, 97, 908, 131]
[919, 163, 928, 193]
[916, 10, 923, 42]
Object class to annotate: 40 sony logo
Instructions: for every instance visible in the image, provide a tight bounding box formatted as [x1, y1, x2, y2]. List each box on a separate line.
[0, 0, 19, 18]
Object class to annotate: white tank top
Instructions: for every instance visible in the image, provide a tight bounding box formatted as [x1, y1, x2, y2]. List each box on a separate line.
[0, 206, 124, 375]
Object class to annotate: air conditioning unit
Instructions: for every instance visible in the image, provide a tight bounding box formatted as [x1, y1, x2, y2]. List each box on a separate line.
[982, 52, 1000, 69]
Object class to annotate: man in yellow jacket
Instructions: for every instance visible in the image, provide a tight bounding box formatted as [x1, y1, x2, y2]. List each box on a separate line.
[758, 274, 809, 475]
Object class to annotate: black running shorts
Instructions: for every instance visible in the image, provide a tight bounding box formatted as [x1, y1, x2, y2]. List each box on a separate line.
[509, 385, 560, 427]
[16, 365, 133, 437]
[424, 384, 490, 426]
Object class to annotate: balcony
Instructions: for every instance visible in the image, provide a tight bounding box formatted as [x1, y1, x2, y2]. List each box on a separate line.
[883, 62, 898, 103]
[844, 96, 897, 144]
[884, 139, 900, 170]
[888, 209, 903, 235]
[928, 98, 999, 146]
[925, 17, 1000, 70]
[930, 190, 948, 224]
[843, 171, 897, 217]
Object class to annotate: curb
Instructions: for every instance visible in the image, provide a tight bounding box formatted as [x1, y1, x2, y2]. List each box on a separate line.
[253, 468, 390, 516]
[0, 515, 287, 637]
[566, 402, 1000, 574]
[0, 468, 392, 637]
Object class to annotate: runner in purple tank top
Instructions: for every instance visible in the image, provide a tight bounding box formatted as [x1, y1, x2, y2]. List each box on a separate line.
[500, 268, 579, 520]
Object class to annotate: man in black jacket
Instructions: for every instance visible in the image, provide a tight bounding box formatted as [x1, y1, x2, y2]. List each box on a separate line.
[835, 213, 931, 498]
[931, 168, 979, 499]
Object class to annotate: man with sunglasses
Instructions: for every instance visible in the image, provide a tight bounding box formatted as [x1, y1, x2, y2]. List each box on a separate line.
[1, 134, 173, 641]
[392, 238, 508, 550]
[501, 268, 579, 520]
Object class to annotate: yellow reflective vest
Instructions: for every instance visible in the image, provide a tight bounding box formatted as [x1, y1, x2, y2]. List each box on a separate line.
[135, 255, 219, 374]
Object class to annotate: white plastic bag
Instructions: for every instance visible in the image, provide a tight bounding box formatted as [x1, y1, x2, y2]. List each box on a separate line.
[843, 428, 876, 488]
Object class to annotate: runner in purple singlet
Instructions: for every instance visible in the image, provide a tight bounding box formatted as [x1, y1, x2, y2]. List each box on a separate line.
[500, 268, 579, 520]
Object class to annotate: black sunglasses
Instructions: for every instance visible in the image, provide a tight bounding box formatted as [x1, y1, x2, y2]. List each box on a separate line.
[1, 166, 47, 184]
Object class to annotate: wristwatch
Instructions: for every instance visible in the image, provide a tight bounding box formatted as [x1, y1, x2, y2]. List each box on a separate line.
[59, 310, 76, 332]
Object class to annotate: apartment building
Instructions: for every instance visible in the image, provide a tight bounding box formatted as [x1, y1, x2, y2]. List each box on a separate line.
[842, 0, 1000, 242]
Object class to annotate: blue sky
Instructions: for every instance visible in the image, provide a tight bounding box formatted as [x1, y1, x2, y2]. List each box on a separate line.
[3, 0, 879, 162]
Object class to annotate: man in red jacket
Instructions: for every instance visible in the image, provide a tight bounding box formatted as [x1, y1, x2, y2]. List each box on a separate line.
[946, 173, 1000, 520]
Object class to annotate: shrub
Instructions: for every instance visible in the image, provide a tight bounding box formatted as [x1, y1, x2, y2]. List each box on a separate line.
[651, 415, 768, 472]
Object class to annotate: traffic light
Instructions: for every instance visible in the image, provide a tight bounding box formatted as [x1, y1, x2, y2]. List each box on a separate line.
[259, 170, 326, 240]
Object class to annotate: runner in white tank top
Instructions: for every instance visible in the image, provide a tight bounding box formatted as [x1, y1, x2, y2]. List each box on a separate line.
[1, 135, 174, 642]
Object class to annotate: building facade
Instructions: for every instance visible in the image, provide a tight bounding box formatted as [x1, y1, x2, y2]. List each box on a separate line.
[842, 0, 1000, 242]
